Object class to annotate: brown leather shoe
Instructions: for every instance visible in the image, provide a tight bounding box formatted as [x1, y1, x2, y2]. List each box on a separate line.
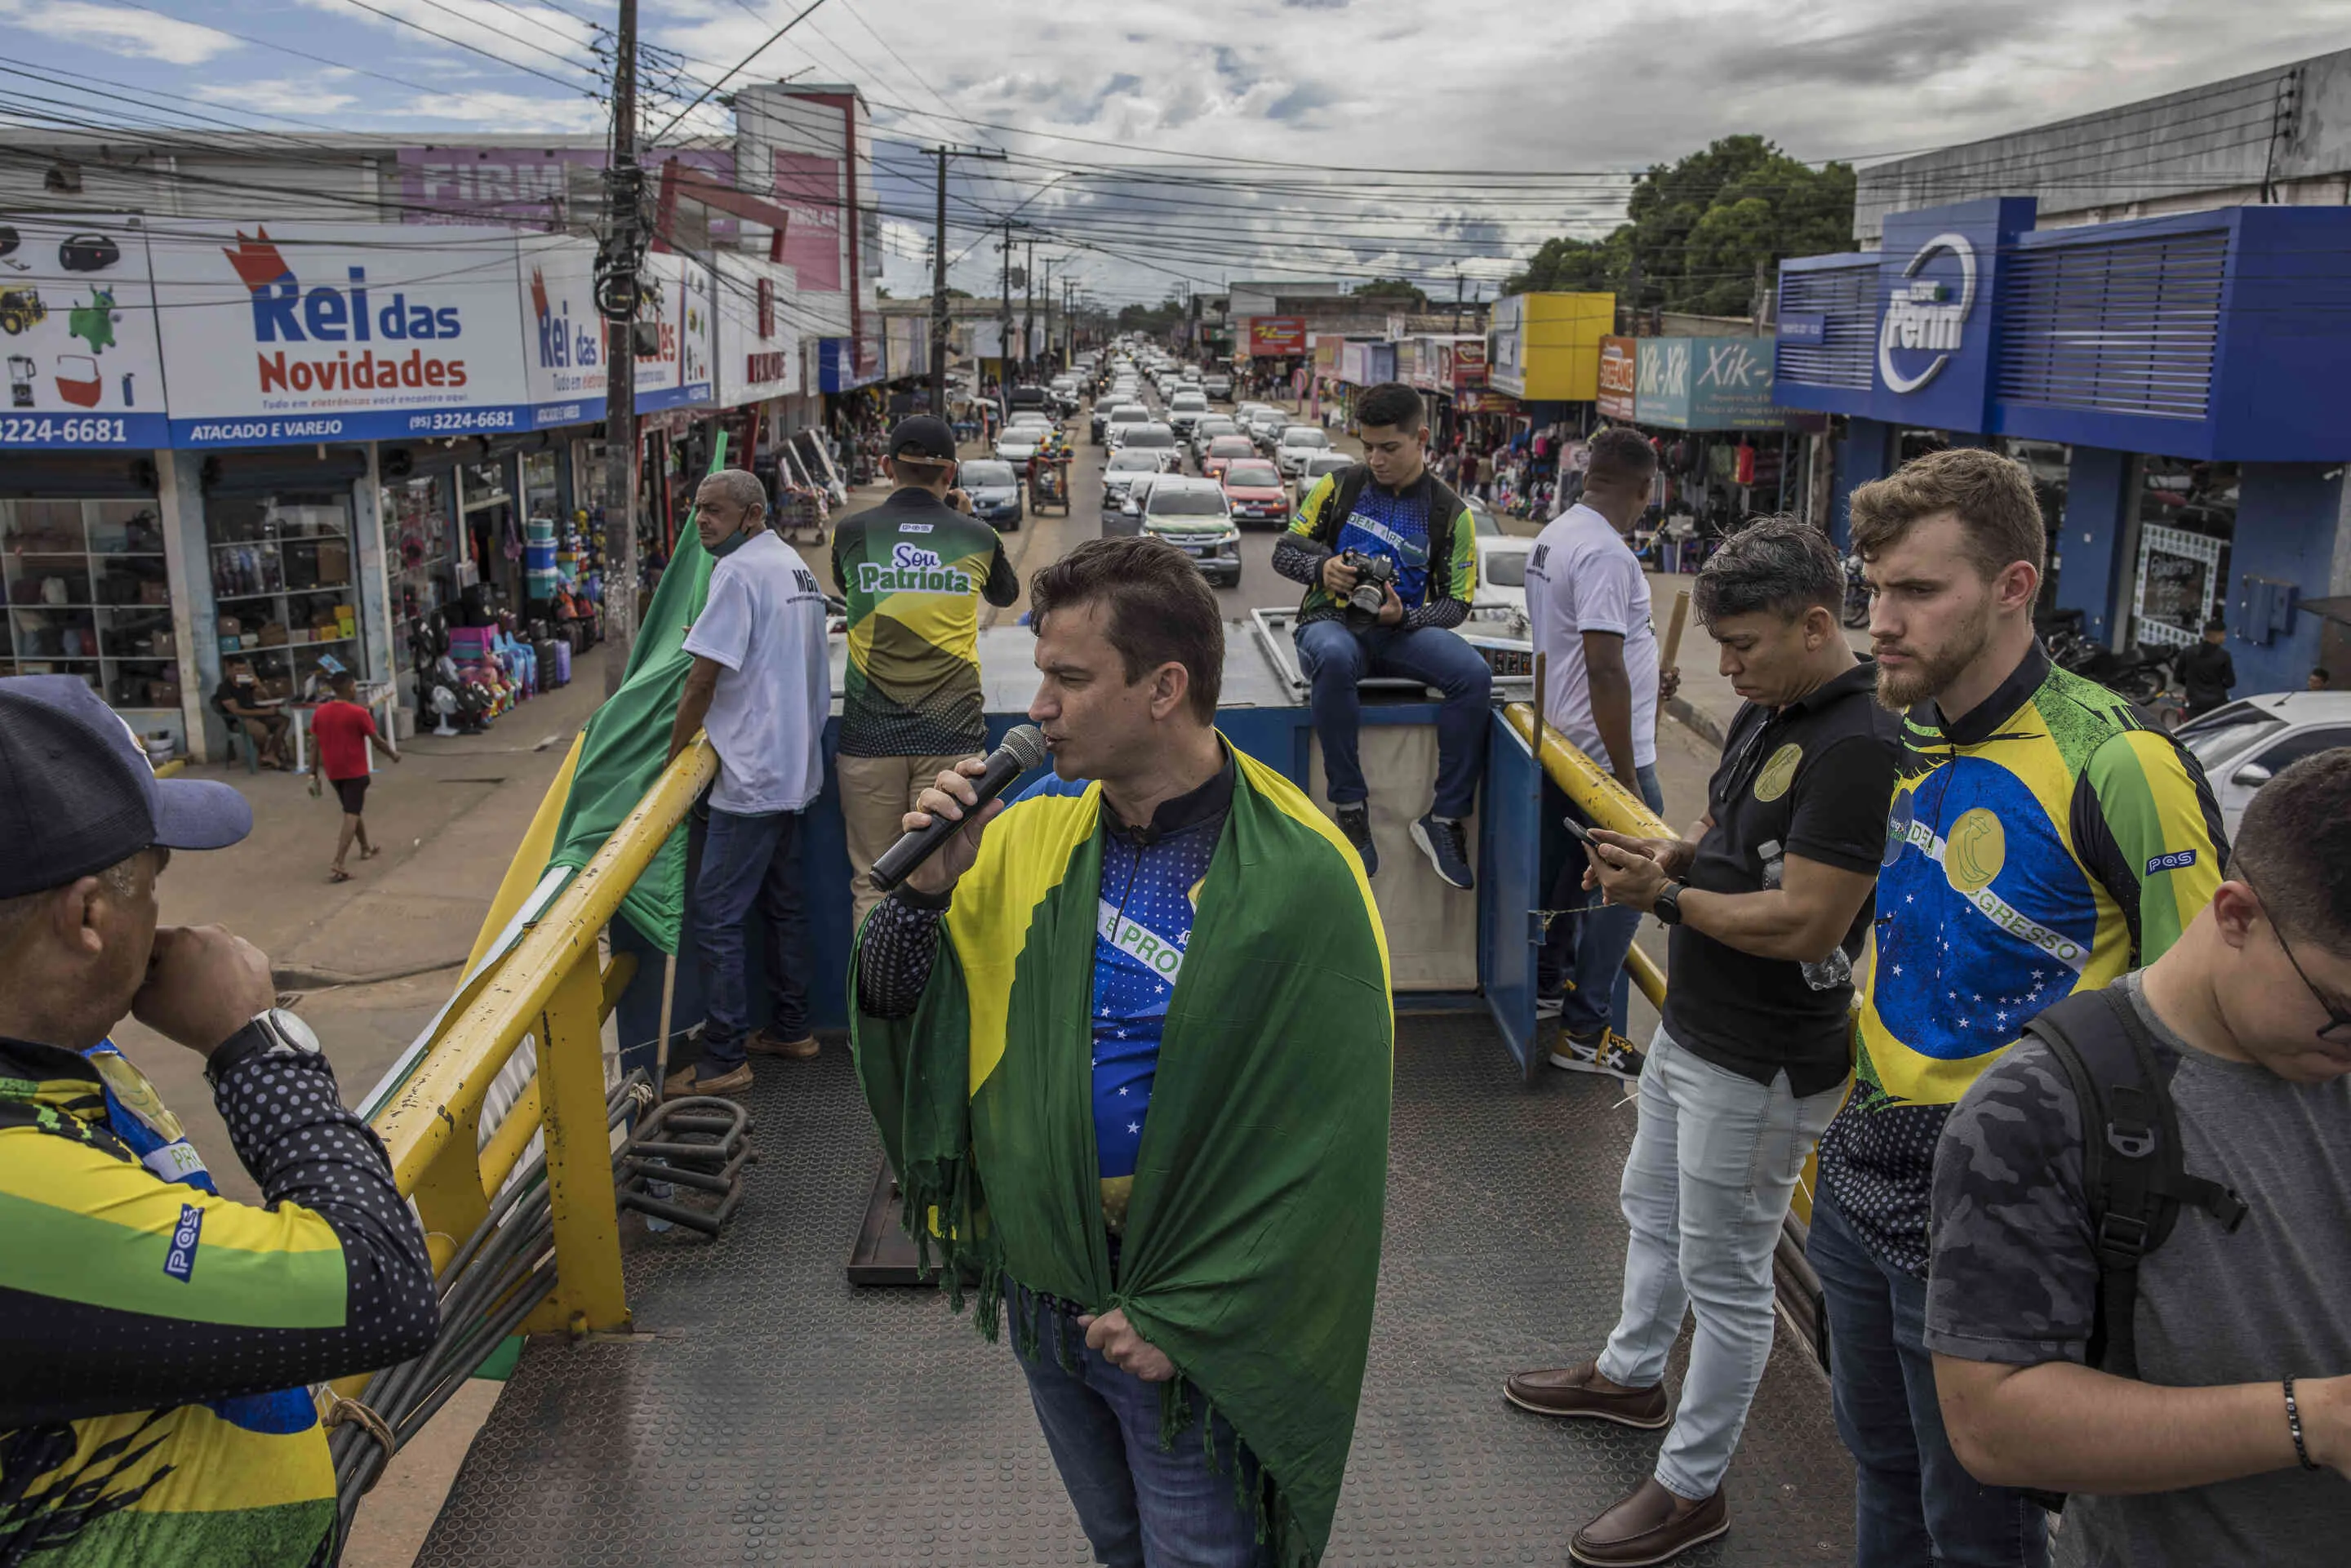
[746, 1028, 819, 1059]
[1569, 1478, 1727, 1566]
[664, 1060, 753, 1097]
[1502, 1360, 1669, 1428]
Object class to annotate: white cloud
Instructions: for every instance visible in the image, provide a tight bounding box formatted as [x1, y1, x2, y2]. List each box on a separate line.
[191, 74, 358, 118]
[375, 90, 607, 134]
[0, 0, 239, 64]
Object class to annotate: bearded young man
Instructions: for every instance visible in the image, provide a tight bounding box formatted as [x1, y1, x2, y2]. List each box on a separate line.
[1807, 447, 2229, 1567]
[849, 535, 1393, 1567]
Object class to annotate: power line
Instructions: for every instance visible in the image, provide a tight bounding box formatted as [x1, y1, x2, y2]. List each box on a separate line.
[648, 0, 837, 142]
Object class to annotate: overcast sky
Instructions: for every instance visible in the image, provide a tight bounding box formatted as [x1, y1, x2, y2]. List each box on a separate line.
[3, 0, 2347, 307]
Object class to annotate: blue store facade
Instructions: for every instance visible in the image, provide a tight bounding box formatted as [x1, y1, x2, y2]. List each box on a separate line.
[1777, 197, 2351, 695]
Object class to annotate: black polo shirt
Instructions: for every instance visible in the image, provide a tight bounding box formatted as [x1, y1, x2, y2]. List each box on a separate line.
[1661, 660, 1900, 1097]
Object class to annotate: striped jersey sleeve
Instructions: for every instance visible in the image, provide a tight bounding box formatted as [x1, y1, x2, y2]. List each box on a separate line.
[2069, 726, 2229, 963]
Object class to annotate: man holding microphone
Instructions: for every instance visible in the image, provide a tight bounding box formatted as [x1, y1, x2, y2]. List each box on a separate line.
[850, 535, 1392, 1567]
[1506, 521, 1900, 1566]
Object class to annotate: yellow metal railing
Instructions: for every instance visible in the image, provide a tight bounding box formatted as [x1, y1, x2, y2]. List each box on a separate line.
[1502, 701, 1673, 1011]
[368, 738, 718, 1338]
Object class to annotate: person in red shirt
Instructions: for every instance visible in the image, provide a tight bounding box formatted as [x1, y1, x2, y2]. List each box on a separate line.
[313, 672, 400, 882]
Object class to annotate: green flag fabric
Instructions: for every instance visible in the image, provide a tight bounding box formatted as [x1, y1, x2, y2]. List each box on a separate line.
[850, 742, 1394, 1565]
[544, 434, 727, 952]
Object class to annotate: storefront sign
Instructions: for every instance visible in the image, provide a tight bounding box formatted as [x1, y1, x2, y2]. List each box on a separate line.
[1777, 311, 1825, 347]
[1634, 335, 1790, 430]
[1869, 198, 2031, 432]
[0, 215, 169, 449]
[1595, 335, 1638, 420]
[1451, 339, 1487, 389]
[633, 251, 714, 413]
[1247, 316, 1305, 357]
[716, 252, 801, 405]
[149, 220, 534, 447]
[516, 235, 605, 431]
[1878, 233, 1975, 393]
[397, 146, 738, 240]
[771, 152, 844, 294]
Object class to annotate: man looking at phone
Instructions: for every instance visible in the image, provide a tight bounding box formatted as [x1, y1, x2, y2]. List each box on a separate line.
[1505, 521, 1900, 1566]
[1273, 380, 1489, 888]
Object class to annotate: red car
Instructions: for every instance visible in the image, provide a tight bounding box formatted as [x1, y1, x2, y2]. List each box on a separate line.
[1199, 434, 1258, 482]
[1222, 458, 1289, 528]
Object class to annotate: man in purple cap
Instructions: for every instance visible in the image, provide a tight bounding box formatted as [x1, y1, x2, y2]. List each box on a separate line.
[0, 676, 438, 1565]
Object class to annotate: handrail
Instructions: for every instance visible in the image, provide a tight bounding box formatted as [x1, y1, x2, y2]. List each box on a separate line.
[368, 737, 716, 1335]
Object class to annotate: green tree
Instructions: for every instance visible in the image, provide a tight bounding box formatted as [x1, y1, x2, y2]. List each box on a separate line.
[1506, 135, 1855, 316]
[1351, 277, 1429, 307]
[1116, 294, 1185, 334]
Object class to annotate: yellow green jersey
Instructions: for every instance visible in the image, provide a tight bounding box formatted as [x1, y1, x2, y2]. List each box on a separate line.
[830, 487, 1018, 757]
[1816, 646, 2229, 1273]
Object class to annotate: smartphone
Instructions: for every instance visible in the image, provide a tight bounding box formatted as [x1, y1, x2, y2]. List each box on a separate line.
[1562, 815, 1596, 846]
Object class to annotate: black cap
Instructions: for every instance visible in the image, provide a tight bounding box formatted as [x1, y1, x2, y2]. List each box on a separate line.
[886, 415, 958, 464]
[0, 676, 252, 898]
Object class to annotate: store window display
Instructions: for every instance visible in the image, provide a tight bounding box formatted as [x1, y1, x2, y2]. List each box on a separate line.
[207, 491, 365, 706]
[2131, 458, 2239, 650]
[2, 496, 183, 749]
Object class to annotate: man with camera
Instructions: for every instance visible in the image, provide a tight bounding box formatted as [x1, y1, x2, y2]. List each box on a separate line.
[1273, 380, 1490, 887]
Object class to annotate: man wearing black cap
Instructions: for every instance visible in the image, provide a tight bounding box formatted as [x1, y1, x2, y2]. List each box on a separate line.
[0, 676, 438, 1564]
[832, 414, 1019, 929]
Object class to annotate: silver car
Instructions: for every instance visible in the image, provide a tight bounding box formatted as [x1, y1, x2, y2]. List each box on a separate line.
[1139, 476, 1242, 587]
[1100, 447, 1164, 514]
[1274, 424, 1334, 478]
[2177, 691, 2351, 838]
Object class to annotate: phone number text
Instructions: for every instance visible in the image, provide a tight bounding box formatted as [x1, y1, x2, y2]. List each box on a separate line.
[0, 417, 132, 445]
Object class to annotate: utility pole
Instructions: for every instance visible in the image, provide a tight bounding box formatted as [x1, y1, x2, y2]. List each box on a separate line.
[995, 219, 1026, 392]
[598, 0, 641, 694]
[1038, 255, 1053, 374]
[1021, 236, 1036, 380]
[923, 143, 1005, 417]
[1453, 269, 1464, 332]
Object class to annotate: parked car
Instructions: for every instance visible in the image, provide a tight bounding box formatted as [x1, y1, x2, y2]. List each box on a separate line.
[1094, 400, 1150, 445]
[959, 458, 1024, 531]
[1464, 500, 1530, 624]
[1139, 476, 1242, 587]
[1202, 373, 1233, 401]
[1274, 424, 1335, 478]
[1244, 407, 1290, 451]
[1007, 384, 1051, 417]
[1221, 458, 1289, 529]
[1166, 389, 1211, 440]
[1101, 447, 1165, 515]
[1109, 422, 1180, 468]
[2176, 691, 2351, 839]
[1199, 434, 1260, 482]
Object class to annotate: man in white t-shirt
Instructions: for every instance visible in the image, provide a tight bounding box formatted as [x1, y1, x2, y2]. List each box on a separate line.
[1527, 428, 1671, 1081]
[665, 468, 833, 1096]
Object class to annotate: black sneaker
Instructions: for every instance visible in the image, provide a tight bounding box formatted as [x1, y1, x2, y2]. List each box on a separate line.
[1549, 1028, 1643, 1082]
[1411, 811, 1474, 890]
[1335, 803, 1378, 877]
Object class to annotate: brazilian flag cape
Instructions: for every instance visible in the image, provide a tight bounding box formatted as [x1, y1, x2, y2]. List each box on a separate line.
[851, 743, 1393, 1565]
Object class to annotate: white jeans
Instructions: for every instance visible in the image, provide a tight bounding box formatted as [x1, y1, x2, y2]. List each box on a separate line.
[1596, 1024, 1847, 1500]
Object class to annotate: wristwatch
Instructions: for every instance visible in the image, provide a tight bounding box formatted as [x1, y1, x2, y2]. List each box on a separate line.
[204, 1007, 323, 1089]
[1651, 882, 1687, 926]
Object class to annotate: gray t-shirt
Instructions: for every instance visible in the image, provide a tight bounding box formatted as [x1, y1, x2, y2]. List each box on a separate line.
[1927, 971, 2351, 1566]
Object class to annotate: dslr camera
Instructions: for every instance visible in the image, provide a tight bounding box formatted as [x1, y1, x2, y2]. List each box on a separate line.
[1340, 549, 1397, 627]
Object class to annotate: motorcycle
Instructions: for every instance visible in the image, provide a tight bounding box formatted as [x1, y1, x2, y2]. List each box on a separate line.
[1841, 552, 1872, 629]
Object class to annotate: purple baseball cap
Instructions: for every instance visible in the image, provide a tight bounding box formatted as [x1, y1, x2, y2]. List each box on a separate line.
[0, 676, 252, 898]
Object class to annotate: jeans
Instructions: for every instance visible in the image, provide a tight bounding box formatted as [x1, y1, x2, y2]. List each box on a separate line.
[1006, 1284, 1273, 1568]
[693, 806, 812, 1071]
[1807, 1188, 2049, 1568]
[1294, 617, 1492, 820]
[1536, 763, 1664, 1038]
[1598, 1026, 1847, 1500]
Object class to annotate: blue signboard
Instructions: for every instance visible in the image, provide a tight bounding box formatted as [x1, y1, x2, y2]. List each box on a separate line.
[1871, 197, 2035, 434]
[1776, 311, 1824, 347]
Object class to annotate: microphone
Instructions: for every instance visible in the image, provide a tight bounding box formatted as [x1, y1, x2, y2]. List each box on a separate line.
[868, 724, 1051, 894]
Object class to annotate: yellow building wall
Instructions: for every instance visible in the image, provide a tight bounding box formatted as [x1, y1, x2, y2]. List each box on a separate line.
[1520, 292, 1615, 402]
